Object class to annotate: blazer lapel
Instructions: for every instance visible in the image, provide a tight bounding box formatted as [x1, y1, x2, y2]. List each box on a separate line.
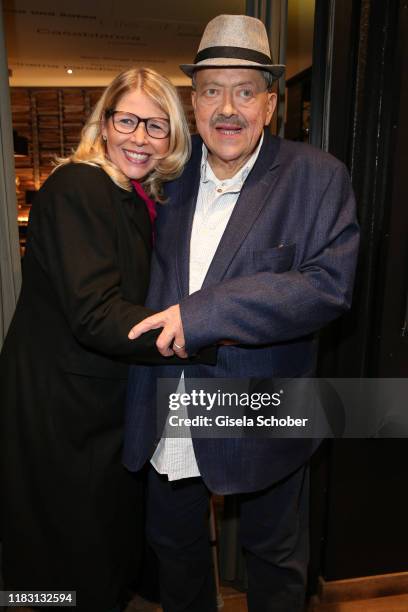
[175, 139, 202, 297]
[201, 131, 282, 288]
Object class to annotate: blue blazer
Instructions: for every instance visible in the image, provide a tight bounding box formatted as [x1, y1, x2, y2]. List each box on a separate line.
[124, 130, 359, 494]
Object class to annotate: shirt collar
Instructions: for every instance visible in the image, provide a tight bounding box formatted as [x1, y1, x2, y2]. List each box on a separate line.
[200, 132, 264, 191]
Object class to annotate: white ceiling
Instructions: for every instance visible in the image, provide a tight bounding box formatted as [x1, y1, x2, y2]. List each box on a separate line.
[4, 0, 315, 87]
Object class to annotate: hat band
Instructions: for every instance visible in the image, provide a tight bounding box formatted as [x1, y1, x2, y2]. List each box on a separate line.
[194, 46, 272, 66]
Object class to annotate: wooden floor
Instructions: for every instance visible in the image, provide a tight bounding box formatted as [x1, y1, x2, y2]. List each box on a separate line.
[127, 590, 408, 612]
[126, 588, 247, 611]
[308, 593, 408, 611]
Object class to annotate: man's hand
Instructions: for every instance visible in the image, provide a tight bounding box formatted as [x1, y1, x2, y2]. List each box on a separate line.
[128, 304, 188, 358]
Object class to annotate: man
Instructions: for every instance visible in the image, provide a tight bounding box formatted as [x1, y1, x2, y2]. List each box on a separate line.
[124, 14, 359, 612]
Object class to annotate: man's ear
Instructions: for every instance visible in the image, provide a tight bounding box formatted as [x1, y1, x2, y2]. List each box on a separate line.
[265, 92, 278, 126]
[191, 90, 197, 113]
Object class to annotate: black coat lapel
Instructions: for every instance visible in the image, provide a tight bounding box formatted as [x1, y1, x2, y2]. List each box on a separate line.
[201, 130, 281, 288]
[120, 188, 151, 250]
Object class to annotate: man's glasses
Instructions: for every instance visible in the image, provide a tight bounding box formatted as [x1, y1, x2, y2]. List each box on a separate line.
[105, 109, 170, 139]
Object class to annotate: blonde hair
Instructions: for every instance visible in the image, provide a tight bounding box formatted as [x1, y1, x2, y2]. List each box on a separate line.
[55, 68, 191, 202]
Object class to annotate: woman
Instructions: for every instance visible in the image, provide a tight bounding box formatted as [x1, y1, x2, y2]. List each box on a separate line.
[0, 68, 190, 612]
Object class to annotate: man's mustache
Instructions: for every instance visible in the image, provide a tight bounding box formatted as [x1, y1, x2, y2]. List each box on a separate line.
[210, 115, 247, 128]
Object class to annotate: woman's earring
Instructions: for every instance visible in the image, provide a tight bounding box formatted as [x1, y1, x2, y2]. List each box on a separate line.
[102, 135, 107, 142]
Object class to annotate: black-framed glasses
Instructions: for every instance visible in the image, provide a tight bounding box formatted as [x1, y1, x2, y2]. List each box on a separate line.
[105, 109, 170, 139]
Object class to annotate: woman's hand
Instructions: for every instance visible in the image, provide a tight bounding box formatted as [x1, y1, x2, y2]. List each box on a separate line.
[128, 304, 188, 358]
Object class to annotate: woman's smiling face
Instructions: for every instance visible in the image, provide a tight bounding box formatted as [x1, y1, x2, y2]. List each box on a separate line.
[102, 88, 170, 181]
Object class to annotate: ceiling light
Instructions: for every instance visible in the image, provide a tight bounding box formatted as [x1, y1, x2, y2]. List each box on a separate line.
[67, 68, 73, 74]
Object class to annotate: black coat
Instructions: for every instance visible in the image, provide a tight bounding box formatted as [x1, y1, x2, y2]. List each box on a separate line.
[0, 163, 167, 611]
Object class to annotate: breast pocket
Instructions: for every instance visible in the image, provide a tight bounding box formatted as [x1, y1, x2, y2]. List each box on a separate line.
[251, 243, 296, 273]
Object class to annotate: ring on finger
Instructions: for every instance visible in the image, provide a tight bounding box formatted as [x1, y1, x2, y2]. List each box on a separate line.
[173, 342, 185, 351]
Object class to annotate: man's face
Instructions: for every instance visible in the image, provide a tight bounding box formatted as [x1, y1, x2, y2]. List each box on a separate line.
[191, 68, 277, 175]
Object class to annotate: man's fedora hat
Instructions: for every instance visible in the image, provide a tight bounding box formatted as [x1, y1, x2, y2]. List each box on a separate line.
[180, 14, 285, 78]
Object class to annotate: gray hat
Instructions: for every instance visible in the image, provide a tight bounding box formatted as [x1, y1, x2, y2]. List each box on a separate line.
[180, 14, 285, 78]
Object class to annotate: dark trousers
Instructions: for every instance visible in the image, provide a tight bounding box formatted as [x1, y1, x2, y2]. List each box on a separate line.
[146, 464, 309, 612]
